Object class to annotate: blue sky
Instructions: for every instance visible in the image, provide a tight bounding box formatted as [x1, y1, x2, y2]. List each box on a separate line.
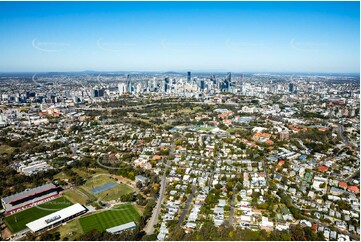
[0, 1, 359, 73]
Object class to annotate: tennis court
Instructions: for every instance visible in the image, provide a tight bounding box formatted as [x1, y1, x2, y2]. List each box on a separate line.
[91, 182, 117, 194]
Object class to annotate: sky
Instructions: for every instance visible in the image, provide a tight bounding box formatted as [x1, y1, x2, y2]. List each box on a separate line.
[0, 1, 359, 73]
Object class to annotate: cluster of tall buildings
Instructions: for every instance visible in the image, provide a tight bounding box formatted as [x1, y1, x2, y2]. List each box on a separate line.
[116, 71, 240, 96]
[0, 72, 358, 106]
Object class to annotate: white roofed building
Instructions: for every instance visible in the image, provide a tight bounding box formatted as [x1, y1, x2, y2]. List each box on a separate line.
[26, 203, 87, 233]
[106, 221, 136, 234]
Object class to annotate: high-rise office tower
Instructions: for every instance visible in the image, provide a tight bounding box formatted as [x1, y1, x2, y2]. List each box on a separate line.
[187, 72, 191, 82]
[210, 75, 216, 85]
[200, 80, 205, 90]
[118, 83, 126, 95]
[289, 83, 294, 93]
[220, 72, 232, 92]
[145, 80, 149, 92]
[93, 89, 99, 97]
[227, 72, 231, 82]
[126, 74, 132, 93]
[93, 89, 105, 97]
[239, 74, 244, 93]
[222, 79, 229, 92]
[164, 77, 170, 93]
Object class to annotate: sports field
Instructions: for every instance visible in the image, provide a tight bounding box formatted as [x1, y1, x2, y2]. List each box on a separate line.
[4, 197, 73, 233]
[80, 175, 133, 201]
[79, 204, 140, 233]
[91, 182, 118, 194]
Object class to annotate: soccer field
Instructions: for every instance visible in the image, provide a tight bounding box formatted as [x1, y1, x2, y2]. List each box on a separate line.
[4, 197, 73, 233]
[79, 204, 140, 233]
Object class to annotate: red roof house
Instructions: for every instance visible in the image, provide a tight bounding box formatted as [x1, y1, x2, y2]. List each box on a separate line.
[347, 186, 359, 194]
[318, 166, 329, 172]
[338, 182, 348, 190]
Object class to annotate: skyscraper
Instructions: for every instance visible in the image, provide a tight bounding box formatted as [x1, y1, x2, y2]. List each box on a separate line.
[187, 72, 191, 82]
[98, 89, 105, 97]
[227, 72, 231, 83]
[289, 83, 294, 93]
[93, 89, 99, 97]
[221, 72, 232, 92]
[200, 80, 205, 90]
[210, 75, 216, 85]
[221, 79, 229, 92]
[118, 83, 126, 95]
[93, 89, 104, 97]
[164, 77, 169, 93]
[239, 74, 244, 93]
[126, 74, 132, 93]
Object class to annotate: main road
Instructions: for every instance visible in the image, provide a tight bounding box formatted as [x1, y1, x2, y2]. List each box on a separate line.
[228, 183, 238, 227]
[144, 139, 176, 235]
[337, 124, 351, 146]
[178, 184, 197, 226]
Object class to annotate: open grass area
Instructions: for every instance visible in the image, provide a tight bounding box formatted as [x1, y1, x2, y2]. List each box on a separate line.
[198, 126, 216, 131]
[73, 167, 109, 179]
[0, 144, 15, 155]
[54, 167, 109, 181]
[80, 175, 133, 201]
[53, 171, 70, 181]
[76, 187, 97, 201]
[4, 197, 72, 233]
[53, 219, 83, 240]
[134, 204, 145, 215]
[79, 204, 140, 233]
[62, 189, 89, 205]
[176, 108, 196, 114]
[82, 175, 114, 191]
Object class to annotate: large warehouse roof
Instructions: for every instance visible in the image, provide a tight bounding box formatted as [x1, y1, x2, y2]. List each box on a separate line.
[106, 221, 136, 234]
[26, 203, 87, 232]
[1, 183, 56, 204]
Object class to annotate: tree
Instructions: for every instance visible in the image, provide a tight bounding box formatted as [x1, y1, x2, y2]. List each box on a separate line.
[290, 225, 305, 241]
[336, 200, 351, 210]
[141, 234, 157, 241]
[136, 181, 143, 189]
[168, 225, 186, 240]
[25, 232, 37, 241]
[269, 230, 291, 241]
[120, 193, 135, 202]
[39, 231, 60, 241]
[215, 183, 222, 190]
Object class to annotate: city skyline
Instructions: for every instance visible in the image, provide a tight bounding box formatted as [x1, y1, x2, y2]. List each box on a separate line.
[0, 1, 359, 73]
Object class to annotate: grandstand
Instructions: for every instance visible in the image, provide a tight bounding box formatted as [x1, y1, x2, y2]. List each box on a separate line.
[1, 183, 60, 215]
[26, 203, 88, 233]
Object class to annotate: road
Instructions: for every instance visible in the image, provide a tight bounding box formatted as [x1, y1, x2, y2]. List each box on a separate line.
[262, 159, 269, 186]
[337, 124, 350, 146]
[228, 184, 238, 227]
[144, 140, 176, 235]
[208, 157, 220, 187]
[345, 169, 360, 182]
[178, 184, 197, 225]
[336, 124, 359, 182]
